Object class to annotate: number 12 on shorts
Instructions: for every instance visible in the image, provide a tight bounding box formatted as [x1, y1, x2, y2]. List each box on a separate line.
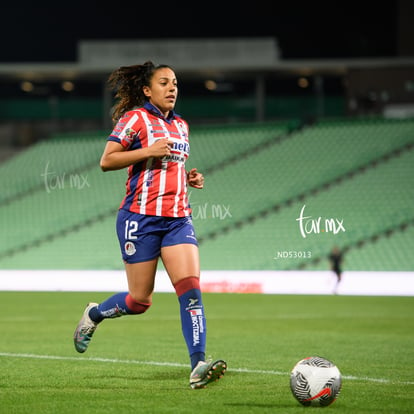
[125, 220, 138, 240]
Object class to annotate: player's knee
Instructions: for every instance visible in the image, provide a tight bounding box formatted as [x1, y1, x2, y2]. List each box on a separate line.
[126, 293, 152, 314]
[174, 276, 200, 296]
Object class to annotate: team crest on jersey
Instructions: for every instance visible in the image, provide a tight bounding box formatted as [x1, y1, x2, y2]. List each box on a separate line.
[176, 121, 189, 139]
[124, 241, 136, 256]
[120, 127, 137, 146]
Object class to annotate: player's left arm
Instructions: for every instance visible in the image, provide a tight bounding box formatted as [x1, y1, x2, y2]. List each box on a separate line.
[187, 168, 204, 189]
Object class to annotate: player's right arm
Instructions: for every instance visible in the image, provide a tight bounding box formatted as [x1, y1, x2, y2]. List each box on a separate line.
[100, 139, 173, 172]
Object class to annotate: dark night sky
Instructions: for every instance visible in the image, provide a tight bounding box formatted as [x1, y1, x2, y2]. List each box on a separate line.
[1, 1, 400, 63]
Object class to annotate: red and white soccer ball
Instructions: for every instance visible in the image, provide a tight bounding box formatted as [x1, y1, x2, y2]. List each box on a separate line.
[290, 356, 342, 407]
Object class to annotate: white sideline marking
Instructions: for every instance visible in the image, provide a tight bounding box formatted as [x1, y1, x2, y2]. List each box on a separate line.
[0, 352, 413, 385]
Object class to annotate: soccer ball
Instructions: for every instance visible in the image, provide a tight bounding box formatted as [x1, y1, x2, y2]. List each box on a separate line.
[290, 356, 342, 407]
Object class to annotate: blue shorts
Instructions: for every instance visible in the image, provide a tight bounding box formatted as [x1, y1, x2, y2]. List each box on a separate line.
[116, 209, 198, 263]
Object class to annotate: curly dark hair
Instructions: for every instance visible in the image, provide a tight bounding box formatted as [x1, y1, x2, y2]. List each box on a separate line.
[107, 61, 172, 124]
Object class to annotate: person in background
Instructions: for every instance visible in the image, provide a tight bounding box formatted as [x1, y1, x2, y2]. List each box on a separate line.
[73, 61, 226, 389]
[329, 246, 344, 294]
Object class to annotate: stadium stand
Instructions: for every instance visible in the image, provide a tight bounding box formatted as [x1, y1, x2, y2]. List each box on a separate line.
[198, 145, 414, 271]
[0, 132, 105, 204]
[192, 117, 414, 240]
[0, 117, 413, 271]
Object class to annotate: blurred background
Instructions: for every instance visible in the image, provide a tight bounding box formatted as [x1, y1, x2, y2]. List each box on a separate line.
[0, 0, 413, 290]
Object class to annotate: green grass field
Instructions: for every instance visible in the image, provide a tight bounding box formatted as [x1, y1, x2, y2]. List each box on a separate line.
[0, 292, 413, 413]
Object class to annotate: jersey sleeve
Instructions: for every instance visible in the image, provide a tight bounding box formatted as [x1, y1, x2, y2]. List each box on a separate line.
[108, 111, 141, 149]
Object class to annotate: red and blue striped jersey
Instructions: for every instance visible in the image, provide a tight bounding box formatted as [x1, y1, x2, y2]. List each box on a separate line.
[108, 102, 191, 217]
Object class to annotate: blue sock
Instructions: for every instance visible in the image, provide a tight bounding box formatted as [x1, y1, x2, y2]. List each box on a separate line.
[190, 352, 206, 370]
[175, 277, 206, 370]
[89, 292, 151, 322]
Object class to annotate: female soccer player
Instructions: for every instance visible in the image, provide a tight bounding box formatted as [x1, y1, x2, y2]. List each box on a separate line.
[73, 61, 226, 389]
